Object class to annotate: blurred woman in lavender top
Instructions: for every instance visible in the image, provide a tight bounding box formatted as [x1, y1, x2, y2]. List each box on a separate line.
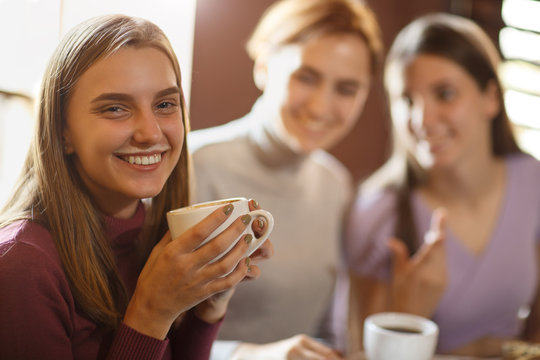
[334, 13, 540, 357]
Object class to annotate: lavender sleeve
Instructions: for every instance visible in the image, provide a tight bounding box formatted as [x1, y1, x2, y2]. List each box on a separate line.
[343, 189, 398, 281]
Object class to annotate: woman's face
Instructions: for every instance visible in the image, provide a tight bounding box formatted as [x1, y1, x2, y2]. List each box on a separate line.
[262, 33, 372, 153]
[395, 54, 499, 169]
[64, 46, 184, 217]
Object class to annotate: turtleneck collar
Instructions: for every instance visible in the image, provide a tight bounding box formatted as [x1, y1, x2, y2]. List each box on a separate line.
[246, 97, 309, 168]
[103, 201, 145, 250]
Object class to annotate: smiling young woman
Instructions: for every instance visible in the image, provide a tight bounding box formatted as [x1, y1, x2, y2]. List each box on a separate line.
[0, 14, 272, 360]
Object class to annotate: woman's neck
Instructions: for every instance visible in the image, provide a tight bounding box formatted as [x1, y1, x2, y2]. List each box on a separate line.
[421, 152, 505, 206]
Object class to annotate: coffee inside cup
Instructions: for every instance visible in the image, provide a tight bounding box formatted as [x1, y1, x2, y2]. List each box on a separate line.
[381, 326, 423, 334]
[184, 198, 239, 211]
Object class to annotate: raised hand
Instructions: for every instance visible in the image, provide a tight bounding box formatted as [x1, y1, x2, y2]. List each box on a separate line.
[389, 208, 447, 318]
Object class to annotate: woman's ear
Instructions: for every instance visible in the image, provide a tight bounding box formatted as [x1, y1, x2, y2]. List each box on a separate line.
[63, 130, 75, 154]
[484, 79, 501, 120]
[253, 57, 268, 91]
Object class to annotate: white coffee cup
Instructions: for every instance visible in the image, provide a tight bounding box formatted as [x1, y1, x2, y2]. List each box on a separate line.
[363, 312, 439, 360]
[166, 197, 274, 263]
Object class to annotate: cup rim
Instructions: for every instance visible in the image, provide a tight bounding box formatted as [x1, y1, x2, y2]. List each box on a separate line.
[167, 197, 247, 214]
[365, 312, 439, 337]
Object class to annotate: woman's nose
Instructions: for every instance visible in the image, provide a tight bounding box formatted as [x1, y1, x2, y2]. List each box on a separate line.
[307, 85, 334, 120]
[133, 110, 162, 144]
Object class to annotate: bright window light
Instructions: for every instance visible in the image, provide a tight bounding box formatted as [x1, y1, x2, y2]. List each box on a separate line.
[502, 0, 540, 33]
[499, 27, 540, 63]
[500, 60, 540, 96]
[516, 127, 540, 161]
[504, 89, 540, 129]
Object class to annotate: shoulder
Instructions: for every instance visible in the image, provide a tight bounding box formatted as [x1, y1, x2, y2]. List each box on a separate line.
[348, 186, 399, 227]
[0, 220, 65, 282]
[0, 221, 75, 354]
[311, 150, 351, 181]
[506, 153, 540, 198]
[309, 150, 353, 193]
[1, 220, 56, 256]
[345, 187, 399, 250]
[507, 152, 540, 177]
[188, 119, 254, 173]
[297, 150, 354, 206]
[343, 187, 398, 277]
[188, 118, 250, 155]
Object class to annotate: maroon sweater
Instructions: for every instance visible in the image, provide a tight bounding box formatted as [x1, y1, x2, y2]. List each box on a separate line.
[0, 203, 221, 359]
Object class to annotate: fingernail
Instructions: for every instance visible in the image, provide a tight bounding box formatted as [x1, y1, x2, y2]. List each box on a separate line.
[258, 218, 264, 229]
[245, 258, 251, 272]
[241, 214, 251, 225]
[223, 204, 233, 215]
[244, 234, 253, 245]
[252, 199, 260, 209]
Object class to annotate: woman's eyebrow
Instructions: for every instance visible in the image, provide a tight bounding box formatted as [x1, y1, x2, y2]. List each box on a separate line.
[155, 86, 181, 98]
[89, 87, 180, 104]
[90, 93, 133, 104]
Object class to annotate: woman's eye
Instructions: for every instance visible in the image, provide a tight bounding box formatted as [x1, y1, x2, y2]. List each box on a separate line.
[294, 71, 317, 85]
[99, 105, 127, 117]
[437, 87, 456, 101]
[157, 101, 173, 109]
[105, 106, 123, 113]
[155, 101, 179, 113]
[337, 84, 359, 96]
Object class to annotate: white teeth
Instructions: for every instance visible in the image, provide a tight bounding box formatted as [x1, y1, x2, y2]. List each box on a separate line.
[124, 153, 162, 165]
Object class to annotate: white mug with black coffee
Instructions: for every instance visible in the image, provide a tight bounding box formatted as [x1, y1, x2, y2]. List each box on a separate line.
[363, 312, 439, 360]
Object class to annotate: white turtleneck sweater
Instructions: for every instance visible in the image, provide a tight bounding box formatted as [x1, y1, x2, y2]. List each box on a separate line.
[188, 99, 353, 357]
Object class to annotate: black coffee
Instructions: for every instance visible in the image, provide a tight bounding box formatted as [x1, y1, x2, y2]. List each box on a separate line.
[381, 326, 422, 334]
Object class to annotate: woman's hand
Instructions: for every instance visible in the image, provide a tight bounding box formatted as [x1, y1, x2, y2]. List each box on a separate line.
[194, 199, 274, 323]
[389, 208, 447, 318]
[232, 335, 343, 360]
[123, 201, 263, 339]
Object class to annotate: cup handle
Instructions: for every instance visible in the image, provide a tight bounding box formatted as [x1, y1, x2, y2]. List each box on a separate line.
[245, 209, 274, 256]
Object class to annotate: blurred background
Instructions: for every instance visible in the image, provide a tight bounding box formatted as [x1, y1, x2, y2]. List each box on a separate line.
[1, 0, 539, 206]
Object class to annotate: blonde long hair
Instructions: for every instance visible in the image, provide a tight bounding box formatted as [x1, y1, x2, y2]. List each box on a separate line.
[0, 15, 190, 330]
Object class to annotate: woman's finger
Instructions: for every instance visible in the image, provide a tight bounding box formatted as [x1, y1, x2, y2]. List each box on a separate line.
[248, 239, 274, 262]
[248, 198, 260, 211]
[425, 207, 446, 245]
[169, 204, 235, 252]
[388, 237, 410, 275]
[194, 214, 252, 267]
[413, 208, 447, 267]
[203, 255, 250, 295]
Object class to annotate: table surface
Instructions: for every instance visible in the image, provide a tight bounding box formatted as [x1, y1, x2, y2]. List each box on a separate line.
[347, 352, 502, 360]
